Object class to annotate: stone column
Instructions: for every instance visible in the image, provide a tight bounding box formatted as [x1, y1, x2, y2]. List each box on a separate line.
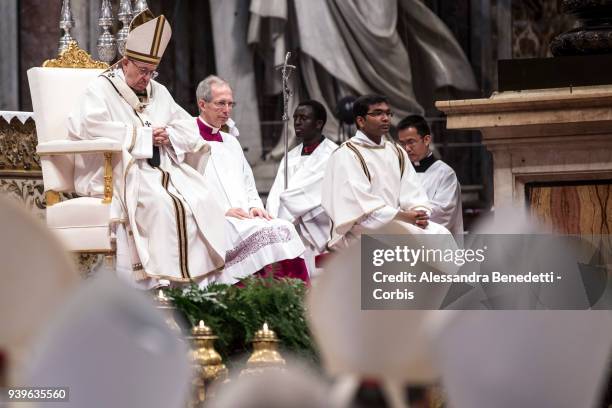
[19, 0, 62, 110]
[0, 0, 19, 110]
[471, 0, 494, 94]
[71, 0, 92, 53]
[209, 0, 263, 164]
[496, 0, 512, 60]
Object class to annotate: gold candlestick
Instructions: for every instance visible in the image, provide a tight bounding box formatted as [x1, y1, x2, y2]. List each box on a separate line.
[189, 320, 228, 406]
[242, 323, 286, 376]
[153, 284, 182, 335]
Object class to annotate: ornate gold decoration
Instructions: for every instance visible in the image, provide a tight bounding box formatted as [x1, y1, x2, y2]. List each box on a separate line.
[102, 152, 113, 204]
[46, 191, 60, 207]
[188, 320, 228, 407]
[0, 119, 41, 175]
[241, 323, 286, 376]
[43, 41, 109, 69]
[154, 286, 183, 335]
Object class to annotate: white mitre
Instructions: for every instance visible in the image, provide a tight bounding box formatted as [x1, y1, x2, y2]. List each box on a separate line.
[125, 9, 172, 65]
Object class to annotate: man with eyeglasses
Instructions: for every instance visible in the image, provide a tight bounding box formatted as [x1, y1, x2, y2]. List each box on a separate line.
[68, 10, 227, 289]
[398, 115, 463, 238]
[194, 75, 308, 284]
[321, 94, 450, 249]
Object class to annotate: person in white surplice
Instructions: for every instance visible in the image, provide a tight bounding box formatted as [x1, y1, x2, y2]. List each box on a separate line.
[266, 100, 337, 276]
[194, 75, 308, 284]
[321, 94, 451, 249]
[68, 10, 227, 289]
[397, 115, 464, 238]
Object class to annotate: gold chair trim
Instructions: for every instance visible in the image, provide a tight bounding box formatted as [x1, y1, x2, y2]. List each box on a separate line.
[43, 42, 109, 69]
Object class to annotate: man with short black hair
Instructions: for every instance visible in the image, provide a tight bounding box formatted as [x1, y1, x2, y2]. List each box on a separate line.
[321, 95, 449, 249]
[267, 100, 338, 275]
[397, 115, 463, 237]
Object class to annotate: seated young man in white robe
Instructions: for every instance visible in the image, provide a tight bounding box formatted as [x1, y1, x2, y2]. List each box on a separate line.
[267, 100, 338, 276]
[194, 75, 308, 284]
[321, 94, 450, 249]
[67, 10, 227, 289]
[398, 115, 463, 238]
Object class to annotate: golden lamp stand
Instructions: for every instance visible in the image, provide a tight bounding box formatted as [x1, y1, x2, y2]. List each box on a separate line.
[241, 323, 286, 376]
[188, 320, 228, 407]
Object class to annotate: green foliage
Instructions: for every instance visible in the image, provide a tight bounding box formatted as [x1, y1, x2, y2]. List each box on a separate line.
[167, 277, 318, 364]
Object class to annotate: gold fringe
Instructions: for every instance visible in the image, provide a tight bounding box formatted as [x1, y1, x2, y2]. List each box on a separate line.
[133, 268, 149, 282]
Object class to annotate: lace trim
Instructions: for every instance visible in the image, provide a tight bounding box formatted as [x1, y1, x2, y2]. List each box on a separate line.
[225, 226, 293, 267]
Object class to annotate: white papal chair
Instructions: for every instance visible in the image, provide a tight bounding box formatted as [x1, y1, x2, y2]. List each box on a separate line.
[27, 43, 122, 257]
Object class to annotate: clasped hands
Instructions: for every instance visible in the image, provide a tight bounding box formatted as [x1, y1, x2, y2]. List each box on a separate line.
[153, 127, 170, 146]
[226, 207, 272, 220]
[396, 209, 429, 229]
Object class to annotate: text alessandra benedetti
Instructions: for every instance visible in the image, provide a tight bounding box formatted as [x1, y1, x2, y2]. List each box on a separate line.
[372, 271, 558, 283]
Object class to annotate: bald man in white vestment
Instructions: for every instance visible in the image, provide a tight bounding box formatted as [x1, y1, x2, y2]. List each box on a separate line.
[322, 95, 450, 249]
[398, 115, 463, 238]
[195, 76, 308, 284]
[68, 10, 226, 289]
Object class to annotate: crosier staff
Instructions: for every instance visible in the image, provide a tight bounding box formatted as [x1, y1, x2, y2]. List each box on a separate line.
[275, 52, 296, 190]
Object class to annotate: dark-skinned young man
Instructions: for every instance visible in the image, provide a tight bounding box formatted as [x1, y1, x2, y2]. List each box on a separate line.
[267, 100, 338, 276]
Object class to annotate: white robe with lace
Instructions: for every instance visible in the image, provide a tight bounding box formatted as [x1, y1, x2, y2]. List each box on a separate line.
[321, 130, 450, 249]
[200, 119, 305, 284]
[267, 138, 337, 275]
[68, 69, 226, 288]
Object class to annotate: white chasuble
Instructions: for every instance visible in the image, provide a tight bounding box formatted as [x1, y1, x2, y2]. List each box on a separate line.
[68, 69, 226, 288]
[198, 118, 305, 284]
[267, 138, 337, 274]
[415, 158, 464, 237]
[321, 131, 450, 249]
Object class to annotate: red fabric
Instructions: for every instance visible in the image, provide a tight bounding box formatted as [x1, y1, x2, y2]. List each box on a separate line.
[197, 117, 223, 142]
[361, 378, 381, 388]
[314, 253, 330, 268]
[234, 257, 310, 287]
[301, 137, 323, 155]
[274, 257, 310, 283]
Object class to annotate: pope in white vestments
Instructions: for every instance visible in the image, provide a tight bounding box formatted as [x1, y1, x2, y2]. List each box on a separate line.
[267, 100, 338, 275]
[195, 76, 308, 284]
[398, 115, 463, 237]
[68, 10, 226, 288]
[321, 95, 450, 249]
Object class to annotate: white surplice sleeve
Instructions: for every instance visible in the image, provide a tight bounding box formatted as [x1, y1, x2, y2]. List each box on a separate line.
[236, 139, 264, 210]
[162, 87, 204, 164]
[398, 152, 432, 214]
[426, 167, 461, 227]
[266, 156, 285, 217]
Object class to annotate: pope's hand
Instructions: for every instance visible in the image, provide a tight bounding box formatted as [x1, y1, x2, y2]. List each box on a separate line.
[152, 127, 169, 146]
[249, 207, 272, 220]
[226, 207, 252, 219]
